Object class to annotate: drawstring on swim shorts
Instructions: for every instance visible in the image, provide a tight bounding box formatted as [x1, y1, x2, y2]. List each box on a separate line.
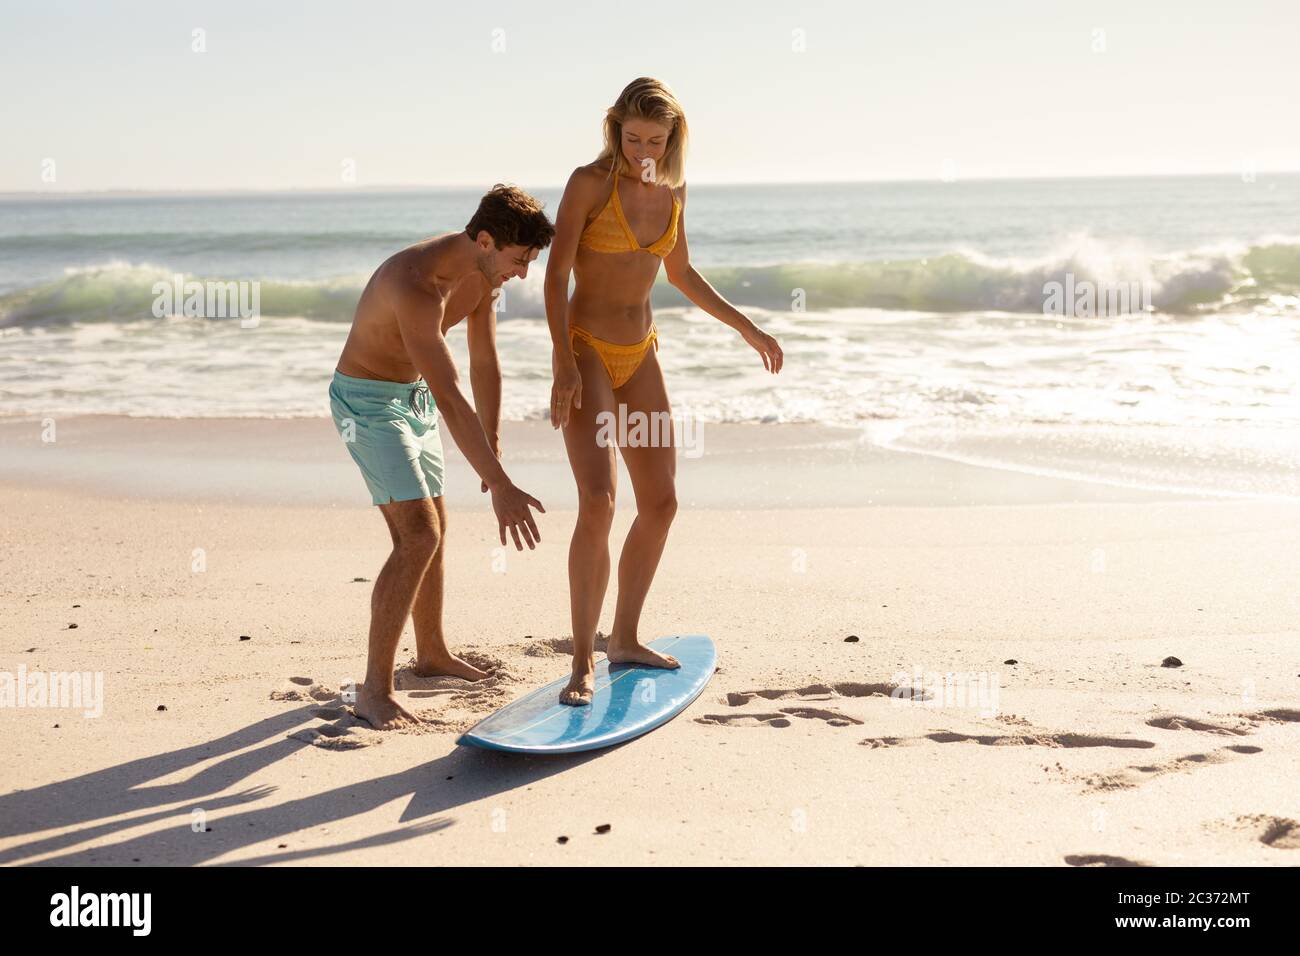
[408, 381, 432, 420]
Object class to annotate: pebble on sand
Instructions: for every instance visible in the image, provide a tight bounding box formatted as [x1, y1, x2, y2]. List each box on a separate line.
[844, 635, 860, 643]
[67, 623, 78, 629]
[1004, 659, 1018, 665]
[156, 704, 167, 711]
[595, 824, 611, 834]
[556, 836, 569, 844]
[239, 635, 251, 641]
[1161, 656, 1183, 668]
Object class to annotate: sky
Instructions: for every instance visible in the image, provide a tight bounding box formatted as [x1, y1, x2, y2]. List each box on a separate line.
[2, 0, 1297, 192]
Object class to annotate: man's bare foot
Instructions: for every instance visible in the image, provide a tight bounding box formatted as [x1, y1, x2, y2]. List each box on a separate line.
[412, 653, 489, 682]
[353, 685, 421, 730]
[560, 657, 596, 706]
[606, 637, 680, 670]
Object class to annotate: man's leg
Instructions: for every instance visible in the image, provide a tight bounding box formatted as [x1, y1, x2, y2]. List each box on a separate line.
[354, 496, 441, 730]
[409, 495, 489, 681]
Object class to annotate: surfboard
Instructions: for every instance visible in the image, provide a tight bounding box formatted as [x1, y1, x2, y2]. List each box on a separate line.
[457, 635, 716, 754]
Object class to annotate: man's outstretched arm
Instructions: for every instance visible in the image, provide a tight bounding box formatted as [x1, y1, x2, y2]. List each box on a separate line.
[391, 282, 543, 549]
[467, 290, 503, 492]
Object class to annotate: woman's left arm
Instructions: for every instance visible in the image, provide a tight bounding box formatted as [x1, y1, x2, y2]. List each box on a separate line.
[663, 185, 783, 374]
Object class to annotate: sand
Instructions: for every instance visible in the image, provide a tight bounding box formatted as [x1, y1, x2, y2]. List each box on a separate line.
[1, 416, 1297, 866]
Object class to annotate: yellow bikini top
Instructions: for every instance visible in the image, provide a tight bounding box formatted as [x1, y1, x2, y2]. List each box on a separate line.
[579, 173, 680, 258]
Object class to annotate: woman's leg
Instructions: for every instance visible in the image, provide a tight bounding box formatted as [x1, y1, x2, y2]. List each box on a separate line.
[559, 340, 619, 705]
[607, 349, 680, 669]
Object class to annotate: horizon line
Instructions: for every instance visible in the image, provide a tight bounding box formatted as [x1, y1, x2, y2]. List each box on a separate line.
[3, 168, 1297, 199]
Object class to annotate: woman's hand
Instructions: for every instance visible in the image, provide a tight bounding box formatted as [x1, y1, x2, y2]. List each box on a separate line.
[742, 322, 784, 374]
[550, 355, 583, 428]
[480, 440, 502, 493]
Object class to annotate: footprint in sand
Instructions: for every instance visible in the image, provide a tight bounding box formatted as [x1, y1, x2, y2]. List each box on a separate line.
[286, 704, 382, 751]
[723, 681, 926, 707]
[995, 714, 1035, 728]
[293, 693, 446, 745]
[309, 706, 349, 720]
[521, 634, 610, 658]
[942, 731, 1151, 749]
[696, 706, 865, 729]
[1146, 708, 1300, 737]
[861, 731, 1156, 750]
[289, 724, 378, 750]
[1064, 854, 1151, 867]
[270, 677, 337, 702]
[1258, 817, 1300, 849]
[1136, 709, 1300, 783]
[859, 705, 1299, 754]
[1146, 715, 1253, 736]
[272, 677, 383, 748]
[1083, 744, 1263, 792]
[1221, 814, 1300, 850]
[697, 680, 919, 729]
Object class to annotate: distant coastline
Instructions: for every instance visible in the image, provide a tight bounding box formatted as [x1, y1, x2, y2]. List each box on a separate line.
[4, 169, 1300, 200]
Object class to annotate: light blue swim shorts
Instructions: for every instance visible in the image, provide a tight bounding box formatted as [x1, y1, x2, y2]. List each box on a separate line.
[328, 370, 445, 505]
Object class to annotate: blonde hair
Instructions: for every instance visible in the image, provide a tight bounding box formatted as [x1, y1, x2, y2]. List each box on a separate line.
[594, 77, 689, 188]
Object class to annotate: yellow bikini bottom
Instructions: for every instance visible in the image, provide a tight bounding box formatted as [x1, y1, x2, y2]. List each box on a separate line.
[569, 323, 659, 389]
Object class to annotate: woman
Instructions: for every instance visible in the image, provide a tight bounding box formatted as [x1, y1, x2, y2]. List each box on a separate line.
[545, 77, 783, 705]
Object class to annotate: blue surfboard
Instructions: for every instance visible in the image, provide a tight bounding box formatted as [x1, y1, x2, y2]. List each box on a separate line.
[457, 635, 716, 754]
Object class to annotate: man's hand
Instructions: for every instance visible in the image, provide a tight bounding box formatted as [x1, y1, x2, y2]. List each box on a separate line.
[550, 356, 583, 429]
[491, 481, 545, 550]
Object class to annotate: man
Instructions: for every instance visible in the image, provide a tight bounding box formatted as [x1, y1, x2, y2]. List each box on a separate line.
[329, 184, 553, 730]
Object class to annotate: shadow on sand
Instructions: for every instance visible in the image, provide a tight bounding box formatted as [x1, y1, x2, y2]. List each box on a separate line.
[2, 703, 602, 866]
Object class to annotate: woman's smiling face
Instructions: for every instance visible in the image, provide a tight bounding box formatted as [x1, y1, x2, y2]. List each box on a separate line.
[620, 117, 672, 178]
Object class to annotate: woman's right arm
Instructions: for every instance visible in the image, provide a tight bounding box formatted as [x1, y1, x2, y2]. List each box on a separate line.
[544, 167, 598, 428]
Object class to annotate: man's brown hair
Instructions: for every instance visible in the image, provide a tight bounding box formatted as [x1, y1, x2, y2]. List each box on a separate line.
[465, 184, 555, 250]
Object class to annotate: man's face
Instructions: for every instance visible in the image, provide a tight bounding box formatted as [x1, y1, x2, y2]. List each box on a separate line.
[476, 233, 539, 287]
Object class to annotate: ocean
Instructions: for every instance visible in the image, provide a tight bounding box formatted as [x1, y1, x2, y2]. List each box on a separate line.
[2, 175, 1298, 498]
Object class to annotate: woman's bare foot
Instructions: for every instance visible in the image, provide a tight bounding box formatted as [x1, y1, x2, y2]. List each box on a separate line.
[560, 656, 596, 706]
[353, 685, 421, 730]
[412, 653, 489, 682]
[606, 637, 680, 669]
